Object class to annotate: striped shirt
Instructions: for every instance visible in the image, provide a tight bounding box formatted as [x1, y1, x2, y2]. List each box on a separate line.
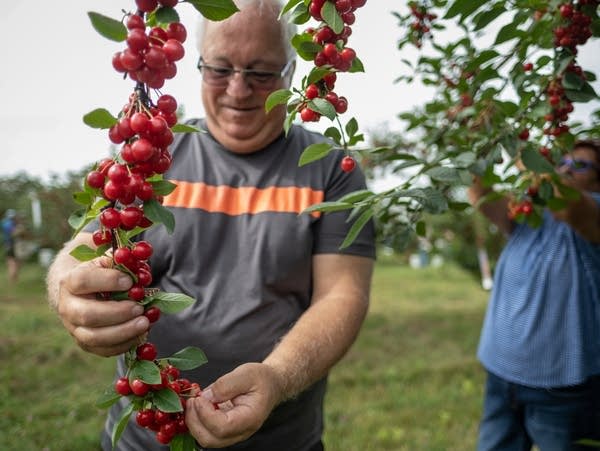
[478, 193, 600, 387]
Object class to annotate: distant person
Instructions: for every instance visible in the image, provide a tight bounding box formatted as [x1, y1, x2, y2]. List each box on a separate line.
[468, 139, 600, 450]
[2, 209, 20, 283]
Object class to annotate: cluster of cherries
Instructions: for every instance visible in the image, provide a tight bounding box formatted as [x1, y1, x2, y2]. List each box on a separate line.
[114, 342, 202, 444]
[85, 1, 203, 446]
[298, 0, 367, 172]
[553, 1, 596, 50]
[112, 0, 187, 89]
[407, 1, 437, 48]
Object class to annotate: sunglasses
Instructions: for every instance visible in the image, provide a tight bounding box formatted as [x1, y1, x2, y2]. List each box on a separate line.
[557, 157, 600, 173]
[197, 57, 294, 90]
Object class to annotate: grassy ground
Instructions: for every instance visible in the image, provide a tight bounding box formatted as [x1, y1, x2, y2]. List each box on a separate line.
[0, 259, 489, 450]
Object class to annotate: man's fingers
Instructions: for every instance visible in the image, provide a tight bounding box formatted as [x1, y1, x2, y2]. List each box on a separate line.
[61, 296, 145, 329]
[65, 261, 132, 296]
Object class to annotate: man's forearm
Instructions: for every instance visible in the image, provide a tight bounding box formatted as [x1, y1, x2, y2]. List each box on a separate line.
[263, 254, 373, 403]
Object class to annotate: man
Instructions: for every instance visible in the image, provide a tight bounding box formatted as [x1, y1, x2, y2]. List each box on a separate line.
[46, 1, 375, 450]
[2, 209, 20, 283]
[468, 139, 600, 451]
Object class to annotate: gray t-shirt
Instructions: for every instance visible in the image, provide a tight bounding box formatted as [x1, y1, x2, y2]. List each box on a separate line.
[101, 120, 376, 451]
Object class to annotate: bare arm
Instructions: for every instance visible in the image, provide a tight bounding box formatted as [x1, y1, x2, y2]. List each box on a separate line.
[46, 232, 148, 356]
[552, 184, 600, 243]
[467, 176, 514, 236]
[185, 253, 374, 447]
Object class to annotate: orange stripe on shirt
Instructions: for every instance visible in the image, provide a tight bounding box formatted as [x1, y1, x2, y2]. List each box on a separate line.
[162, 181, 324, 217]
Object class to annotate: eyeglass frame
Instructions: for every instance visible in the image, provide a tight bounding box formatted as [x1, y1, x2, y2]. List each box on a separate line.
[557, 157, 600, 173]
[196, 57, 295, 89]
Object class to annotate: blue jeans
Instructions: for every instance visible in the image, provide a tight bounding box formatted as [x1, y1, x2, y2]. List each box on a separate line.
[478, 371, 600, 451]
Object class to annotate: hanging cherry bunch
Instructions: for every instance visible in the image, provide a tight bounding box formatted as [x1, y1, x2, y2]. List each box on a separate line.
[74, 1, 238, 449]
[407, 1, 437, 48]
[266, 0, 367, 174]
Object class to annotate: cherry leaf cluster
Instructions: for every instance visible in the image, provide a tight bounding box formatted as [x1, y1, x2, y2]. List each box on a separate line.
[73, 1, 237, 449]
[267, 0, 368, 177]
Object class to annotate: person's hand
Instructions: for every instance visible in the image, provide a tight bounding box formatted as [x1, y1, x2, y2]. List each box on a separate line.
[185, 362, 284, 448]
[55, 256, 150, 357]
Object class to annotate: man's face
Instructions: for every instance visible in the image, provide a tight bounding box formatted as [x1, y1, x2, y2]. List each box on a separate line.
[199, 7, 293, 154]
[557, 146, 600, 193]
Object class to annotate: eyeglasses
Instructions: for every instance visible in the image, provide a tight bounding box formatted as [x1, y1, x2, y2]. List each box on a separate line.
[196, 57, 294, 89]
[557, 157, 600, 173]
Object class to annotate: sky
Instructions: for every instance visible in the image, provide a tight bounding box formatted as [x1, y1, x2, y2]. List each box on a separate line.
[0, 1, 598, 183]
[0, 1, 418, 181]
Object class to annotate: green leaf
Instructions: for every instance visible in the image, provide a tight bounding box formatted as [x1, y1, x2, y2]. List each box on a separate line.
[129, 359, 161, 385]
[165, 346, 208, 370]
[494, 21, 523, 45]
[143, 199, 175, 233]
[562, 71, 584, 90]
[444, 0, 487, 20]
[280, 0, 304, 18]
[265, 89, 292, 113]
[349, 57, 365, 73]
[152, 388, 183, 413]
[69, 244, 100, 262]
[425, 166, 462, 183]
[111, 402, 134, 449]
[302, 201, 353, 214]
[170, 432, 197, 451]
[308, 98, 336, 120]
[321, 1, 343, 34]
[324, 127, 341, 144]
[521, 147, 554, 173]
[147, 291, 195, 314]
[154, 6, 180, 24]
[565, 81, 598, 103]
[87, 12, 127, 42]
[83, 108, 118, 129]
[338, 189, 374, 204]
[298, 142, 334, 166]
[415, 220, 426, 237]
[292, 34, 321, 61]
[185, 0, 239, 21]
[340, 208, 374, 249]
[472, 5, 506, 30]
[73, 191, 94, 206]
[150, 179, 177, 196]
[96, 386, 122, 409]
[546, 196, 568, 211]
[345, 118, 358, 137]
[171, 123, 202, 133]
[306, 67, 331, 85]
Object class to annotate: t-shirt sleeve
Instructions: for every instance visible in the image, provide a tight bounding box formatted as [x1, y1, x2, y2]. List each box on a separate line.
[312, 153, 376, 259]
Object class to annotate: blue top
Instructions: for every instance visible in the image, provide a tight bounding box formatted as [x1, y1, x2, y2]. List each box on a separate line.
[478, 193, 600, 387]
[1, 217, 15, 246]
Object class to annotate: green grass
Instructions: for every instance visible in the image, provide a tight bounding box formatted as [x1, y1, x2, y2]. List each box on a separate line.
[0, 259, 489, 450]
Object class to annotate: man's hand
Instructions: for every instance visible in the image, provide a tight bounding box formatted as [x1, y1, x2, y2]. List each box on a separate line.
[48, 236, 150, 356]
[184, 363, 284, 448]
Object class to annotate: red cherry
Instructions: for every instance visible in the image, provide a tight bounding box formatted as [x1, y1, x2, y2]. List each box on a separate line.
[136, 342, 158, 361]
[335, 96, 348, 114]
[130, 112, 150, 133]
[132, 241, 153, 260]
[340, 155, 356, 172]
[163, 39, 185, 62]
[126, 14, 145, 30]
[166, 22, 187, 43]
[144, 306, 161, 323]
[92, 229, 113, 246]
[135, 0, 158, 13]
[523, 62, 533, 71]
[100, 208, 121, 229]
[518, 129, 530, 140]
[120, 206, 143, 229]
[86, 170, 105, 189]
[128, 285, 146, 301]
[136, 409, 155, 427]
[114, 247, 133, 266]
[300, 107, 319, 122]
[115, 377, 132, 396]
[305, 84, 319, 100]
[130, 378, 150, 396]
